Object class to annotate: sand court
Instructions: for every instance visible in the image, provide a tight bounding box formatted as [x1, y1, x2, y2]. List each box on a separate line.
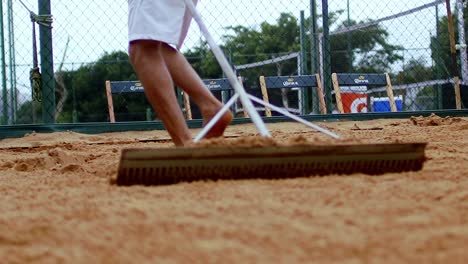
[0, 114, 467, 263]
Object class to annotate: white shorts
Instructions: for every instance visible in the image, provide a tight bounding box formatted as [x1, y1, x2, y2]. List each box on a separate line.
[128, 0, 197, 49]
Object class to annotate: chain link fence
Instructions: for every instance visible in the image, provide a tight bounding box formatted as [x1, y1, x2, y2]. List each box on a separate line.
[0, 0, 466, 125]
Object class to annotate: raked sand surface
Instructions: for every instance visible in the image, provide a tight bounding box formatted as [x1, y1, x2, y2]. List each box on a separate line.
[0, 114, 467, 263]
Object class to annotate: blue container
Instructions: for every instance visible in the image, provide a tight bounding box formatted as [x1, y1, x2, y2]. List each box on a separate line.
[372, 96, 403, 112]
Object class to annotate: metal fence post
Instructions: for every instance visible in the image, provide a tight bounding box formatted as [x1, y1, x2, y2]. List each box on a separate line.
[38, 0, 55, 123]
[435, 4, 443, 110]
[457, 0, 468, 82]
[0, 1, 8, 125]
[310, 0, 320, 114]
[299, 10, 310, 114]
[322, 0, 332, 113]
[7, 0, 17, 124]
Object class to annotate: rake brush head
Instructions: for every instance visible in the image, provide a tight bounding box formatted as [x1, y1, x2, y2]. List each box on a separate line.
[114, 142, 427, 186]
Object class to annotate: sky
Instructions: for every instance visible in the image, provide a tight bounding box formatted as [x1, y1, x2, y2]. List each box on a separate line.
[2, 0, 460, 98]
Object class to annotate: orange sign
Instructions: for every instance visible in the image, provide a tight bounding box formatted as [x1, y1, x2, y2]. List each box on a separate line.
[341, 93, 368, 113]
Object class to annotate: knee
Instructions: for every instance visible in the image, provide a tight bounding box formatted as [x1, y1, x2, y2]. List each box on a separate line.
[129, 40, 162, 66]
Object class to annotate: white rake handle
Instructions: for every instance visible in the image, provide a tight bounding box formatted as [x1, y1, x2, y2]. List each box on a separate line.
[195, 93, 340, 141]
[194, 94, 239, 142]
[248, 95, 340, 139]
[183, 0, 271, 138]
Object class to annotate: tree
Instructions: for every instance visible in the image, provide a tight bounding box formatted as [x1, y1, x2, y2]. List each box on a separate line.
[185, 41, 221, 79]
[430, 4, 468, 79]
[395, 57, 433, 84]
[16, 100, 41, 124]
[183, 11, 403, 114]
[429, 4, 468, 109]
[186, 12, 403, 80]
[56, 51, 143, 123]
[225, 13, 301, 88]
[185, 13, 302, 85]
[329, 15, 404, 73]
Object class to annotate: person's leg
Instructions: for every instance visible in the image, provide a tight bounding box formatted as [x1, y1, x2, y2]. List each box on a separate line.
[160, 44, 233, 138]
[129, 40, 192, 146]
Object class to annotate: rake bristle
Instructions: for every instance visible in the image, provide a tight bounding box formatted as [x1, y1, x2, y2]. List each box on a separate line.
[115, 143, 426, 186]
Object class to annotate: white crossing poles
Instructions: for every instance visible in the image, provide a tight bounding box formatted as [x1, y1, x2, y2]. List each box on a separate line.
[183, 0, 339, 142]
[183, 0, 271, 138]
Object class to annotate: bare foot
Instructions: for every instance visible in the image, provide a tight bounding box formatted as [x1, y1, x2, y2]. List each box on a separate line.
[202, 109, 233, 139]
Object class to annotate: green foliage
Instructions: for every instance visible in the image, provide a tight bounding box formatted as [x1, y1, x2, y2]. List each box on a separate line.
[16, 100, 42, 124]
[430, 5, 468, 79]
[185, 42, 221, 78]
[400, 5, 468, 109]
[56, 51, 145, 122]
[186, 11, 403, 85]
[331, 20, 403, 73]
[394, 57, 436, 109]
[224, 13, 301, 87]
[395, 57, 433, 84]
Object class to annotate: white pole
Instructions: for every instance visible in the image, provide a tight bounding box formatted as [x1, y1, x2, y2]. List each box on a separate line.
[248, 95, 340, 139]
[318, 33, 325, 89]
[183, 0, 271, 137]
[297, 55, 305, 115]
[456, 0, 468, 81]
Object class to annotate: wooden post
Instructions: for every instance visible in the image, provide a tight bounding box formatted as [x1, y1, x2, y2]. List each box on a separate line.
[238, 76, 249, 118]
[105, 81, 116, 123]
[259, 76, 272, 117]
[182, 92, 192, 120]
[454, 76, 462, 109]
[385, 73, 397, 112]
[331, 73, 344, 114]
[445, 0, 463, 109]
[315, 74, 327, 114]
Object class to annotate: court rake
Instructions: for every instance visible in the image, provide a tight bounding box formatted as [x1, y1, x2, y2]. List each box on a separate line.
[115, 143, 426, 186]
[115, 0, 427, 186]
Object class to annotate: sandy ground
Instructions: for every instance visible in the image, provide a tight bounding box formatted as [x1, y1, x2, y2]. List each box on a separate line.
[0, 114, 467, 263]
